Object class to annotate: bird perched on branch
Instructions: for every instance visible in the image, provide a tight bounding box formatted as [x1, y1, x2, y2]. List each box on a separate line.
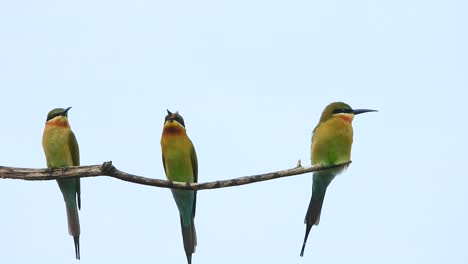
[42, 107, 81, 259]
[161, 110, 198, 264]
[300, 102, 376, 256]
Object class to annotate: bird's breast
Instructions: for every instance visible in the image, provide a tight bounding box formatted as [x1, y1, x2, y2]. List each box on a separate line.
[161, 135, 194, 182]
[42, 126, 74, 167]
[311, 118, 353, 166]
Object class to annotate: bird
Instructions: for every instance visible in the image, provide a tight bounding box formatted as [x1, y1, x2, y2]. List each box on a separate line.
[160, 110, 198, 264]
[300, 102, 377, 256]
[42, 107, 81, 259]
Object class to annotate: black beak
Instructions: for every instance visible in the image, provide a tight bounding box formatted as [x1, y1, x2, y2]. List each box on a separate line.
[166, 109, 175, 122]
[63, 107, 72, 115]
[353, 109, 377, 115]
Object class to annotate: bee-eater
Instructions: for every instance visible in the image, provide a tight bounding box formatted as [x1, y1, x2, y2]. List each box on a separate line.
[160, 110, 198, 264]
[300, 102, 376, 256]
[42, 107, 81, 260]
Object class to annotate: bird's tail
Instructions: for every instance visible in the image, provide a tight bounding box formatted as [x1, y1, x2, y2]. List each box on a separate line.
[180, 216, 197, 264]
[66, 205, 81, 260]
[57, 179, 81, 260]
[300, 171, 334, 257]
[300, 189, 327, 256]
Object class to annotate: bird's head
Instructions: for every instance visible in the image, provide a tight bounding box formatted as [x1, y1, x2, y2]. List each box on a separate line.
[319, 102, 377, 123]
[45, 107, 72, 125]
[164, 109, 186, 129]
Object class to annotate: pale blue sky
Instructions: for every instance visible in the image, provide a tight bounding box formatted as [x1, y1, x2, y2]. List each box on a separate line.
[0, 0, 466, 263]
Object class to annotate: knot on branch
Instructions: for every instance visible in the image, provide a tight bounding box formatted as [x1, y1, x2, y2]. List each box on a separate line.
[101, 161, 115, 175]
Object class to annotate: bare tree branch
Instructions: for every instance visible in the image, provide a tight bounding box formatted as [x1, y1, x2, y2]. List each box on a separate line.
[0, 160, 351, 190]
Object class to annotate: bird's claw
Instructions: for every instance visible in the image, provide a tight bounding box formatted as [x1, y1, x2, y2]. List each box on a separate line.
[46, 168, 54, 177]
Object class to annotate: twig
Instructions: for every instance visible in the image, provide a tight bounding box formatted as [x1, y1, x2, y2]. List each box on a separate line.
[0, 160, 351, 190]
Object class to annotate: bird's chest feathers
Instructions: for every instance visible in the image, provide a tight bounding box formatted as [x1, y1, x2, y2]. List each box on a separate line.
[312, 118, 353, 165]
[161, 136, 194, 180]
[43, 126, 73, 167]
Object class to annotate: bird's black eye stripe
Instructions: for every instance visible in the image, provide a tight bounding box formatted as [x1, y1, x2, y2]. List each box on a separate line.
[333, 108, 353, 114]
[46, 111, 66, 121]
[175, 115, 185, 127]
[46, 114, 55, 121]
[164, 112, 186, 127]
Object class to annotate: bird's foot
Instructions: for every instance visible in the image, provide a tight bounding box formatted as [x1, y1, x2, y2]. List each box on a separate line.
[167, 180, 176, 189]
[61, 166, 69, 175]
[46, 168, 54, 177]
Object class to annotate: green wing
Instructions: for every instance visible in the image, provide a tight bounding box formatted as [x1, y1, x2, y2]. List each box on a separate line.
[191, 143, 198, 183]
[69, 131, 81, 209]
[190, 141, 198, 217]
[162, 154, 167, 175]
[69, 131, 80, 166]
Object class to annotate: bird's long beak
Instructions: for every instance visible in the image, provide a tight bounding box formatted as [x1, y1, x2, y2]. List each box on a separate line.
[63, 107, 72, 114]
[353, 109, 377, 115]
[166, 109, 175, 122]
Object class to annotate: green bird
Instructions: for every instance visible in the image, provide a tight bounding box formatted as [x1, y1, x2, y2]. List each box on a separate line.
[300, 102, 376, 256]
[161, 110, 198, 264]
[42, 107, 81, 259]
